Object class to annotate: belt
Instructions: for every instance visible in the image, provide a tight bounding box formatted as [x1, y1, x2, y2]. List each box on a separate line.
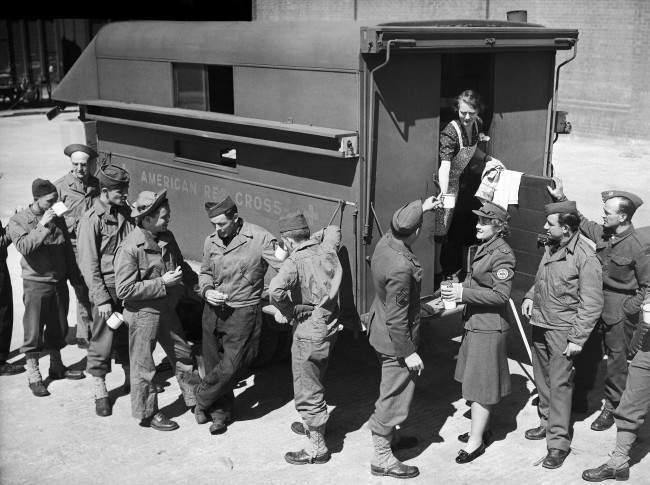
[603, 288, 636, 296]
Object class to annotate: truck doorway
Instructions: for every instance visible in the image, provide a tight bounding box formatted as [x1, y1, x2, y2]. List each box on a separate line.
[437, 53, 495, 283]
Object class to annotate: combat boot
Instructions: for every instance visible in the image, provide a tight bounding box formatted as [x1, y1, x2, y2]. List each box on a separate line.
[370, 431, 419, 478]
[93, 376, 112, 417]
[285, 424, 330, 465]
[591, 408, 615, 431]
[26, 356, 49, 397]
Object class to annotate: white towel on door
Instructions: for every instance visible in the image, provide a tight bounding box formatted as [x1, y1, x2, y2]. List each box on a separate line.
[492, 169, 523, 208]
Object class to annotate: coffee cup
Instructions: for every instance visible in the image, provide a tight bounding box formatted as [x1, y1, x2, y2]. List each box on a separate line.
[52, 201, 69, 216]
[441, 280, 456, 310]
[275, 243, 289, 262]
[106, 312, 124, 330]
[442, 193, 456, 209]
[643, 303, 650, 324]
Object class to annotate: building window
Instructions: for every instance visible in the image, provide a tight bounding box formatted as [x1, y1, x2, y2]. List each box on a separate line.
[174, 139, 237, 170]
[173, 63, 234, 114]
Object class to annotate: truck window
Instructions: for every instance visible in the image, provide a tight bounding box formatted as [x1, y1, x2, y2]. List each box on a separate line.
[174, 138, 237, 170]
[173, 63, 234, 115]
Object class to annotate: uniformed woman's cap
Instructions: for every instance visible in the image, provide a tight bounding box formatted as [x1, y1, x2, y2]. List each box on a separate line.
[64, 143, 98, 159]
[98, 164, 130, 190]
[391, 200, 424, 236]
[32, 178, 57, 198]
[205, 195, 237, 218]
[601, 190, 643, 209]
[131, 190, 167, 218]
[544, 200, 578, 217]
[472, 201, 508, 221]
[278, 211, 309, 233]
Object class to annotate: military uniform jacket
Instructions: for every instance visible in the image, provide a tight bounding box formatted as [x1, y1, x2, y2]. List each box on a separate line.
[7, 206, 79, 284]
[367, 233, 422, 358]
[461, 236, 516, 332]
[579, 216, 650, 325]
[198, 220, 280, 308]
[525, 233, 604, 346]
[269, 239, 340, 340]
[115, 227, 195, 314]
[77, 198, 135, 306]
[54, 172, 99, 241]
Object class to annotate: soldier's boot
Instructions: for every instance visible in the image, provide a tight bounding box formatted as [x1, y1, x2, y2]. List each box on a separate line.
[285, 424, 330, 465]
[93, 376, 112, 417]
[48, 349, 84, 380]
[591, 408, 615, 431]
[583, 452, 630, 482]
[26, 356, 49, 397]
[122, 365, 131, 395]
[370, 431, 419, 479]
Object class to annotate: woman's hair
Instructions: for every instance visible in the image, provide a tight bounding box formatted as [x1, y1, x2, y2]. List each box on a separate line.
[490, 217, 511, 238]
[455, 89, 483, 114]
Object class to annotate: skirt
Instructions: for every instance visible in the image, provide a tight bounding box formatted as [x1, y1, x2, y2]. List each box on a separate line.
[454, 329, 511, 405]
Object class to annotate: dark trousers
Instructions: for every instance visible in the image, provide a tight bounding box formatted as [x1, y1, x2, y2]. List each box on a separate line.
[0, 269, 14, 362]
[126, 307, 195, 420]
[368, 352, 417, 436]
[86, 287, 129, 377]
[292, 331, 336, 428]
[71, 244, 93, 339]
[574, 318, 633, 411]
[613, 348, 650, 457]
[21, 279, 68, 358]
[532, 326, 574, 451]
[195, 303, 262, 420]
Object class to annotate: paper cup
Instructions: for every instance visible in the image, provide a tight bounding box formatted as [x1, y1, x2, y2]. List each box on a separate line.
[106, 312, 124, 330]
[52, 201, 69, 216]
[643, 303, 650, 324]
[442, 194, 456, 209]
[274, 244, 288, 261]
[441, 281, 456, 310]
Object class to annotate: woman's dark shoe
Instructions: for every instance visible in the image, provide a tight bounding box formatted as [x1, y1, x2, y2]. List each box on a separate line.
[591, 409, 615, 431]
[291, 421, 307, 436]
[524, 426, 547, 440]
[455, 442, 486, 464]
[370, 462, 419, 478]
[542, 448, 570, 469]
[285, 449, 331, 465]
[458, 429, 492, 445]
[582, 463, 630, 482]
[29, 380, 50, 397]
[145, 412, 179, 431]
[95, 397, 112, 416]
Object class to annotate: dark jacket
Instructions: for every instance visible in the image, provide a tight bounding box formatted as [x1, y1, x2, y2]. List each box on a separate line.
[461, 236, 516, 332]
[54, 172, 99, 241]
[525, 233, 604, 346]
[7, 206, 79, 284]
[0, 220, 10, 273]
[77, 198, 135, 306]
[367, 232, 422, 358]
[579, 216, 650, 325]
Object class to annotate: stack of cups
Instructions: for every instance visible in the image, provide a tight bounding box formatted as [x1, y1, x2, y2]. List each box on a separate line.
[441, 280, 456, 310]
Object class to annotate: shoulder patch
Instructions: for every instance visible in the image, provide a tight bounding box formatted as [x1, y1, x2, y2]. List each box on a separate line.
[494, 267, 513, 281]
[396, 288, 409, 307]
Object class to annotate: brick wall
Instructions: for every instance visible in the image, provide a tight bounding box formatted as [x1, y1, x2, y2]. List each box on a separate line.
[255, 0, 650, 137]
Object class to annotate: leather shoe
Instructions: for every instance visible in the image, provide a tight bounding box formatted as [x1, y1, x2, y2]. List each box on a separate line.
[456, 442, 486, 464]
[285, 449, 330, 465]
[392, 435, 418, 450]
[76, 338, 90, 349]
[29, 380, 50, 397]
[458, 429, 492, 445]
[371, 462, 419, 478]
[209, 420, 228, 435]
[582, 463, 630, 482]
[591, 409, 615, 431]
[147, 412, 179, 431]
[0, 362, 25, 375]
[291, 421, 307, 435]
[95, 397, 112, 417]
[542, 448, 570, 469]
[49, 368, 85, 380]
[525, 426, 546, 440]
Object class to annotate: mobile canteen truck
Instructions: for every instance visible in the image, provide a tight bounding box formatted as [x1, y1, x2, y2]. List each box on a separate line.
[52, 19, 579, 359]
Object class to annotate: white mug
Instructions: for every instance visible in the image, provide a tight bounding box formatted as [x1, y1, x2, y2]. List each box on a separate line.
[106, 312, 124, 330]
[52, 201, 69, 216]
[643, 303, 650, 324]
[442, 193, 456, 209]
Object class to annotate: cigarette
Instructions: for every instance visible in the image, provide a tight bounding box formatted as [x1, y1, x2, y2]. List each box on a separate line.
[417, 369, 422, 376]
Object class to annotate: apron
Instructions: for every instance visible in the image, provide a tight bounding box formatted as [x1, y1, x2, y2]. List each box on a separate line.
[434, 120, 478, 236]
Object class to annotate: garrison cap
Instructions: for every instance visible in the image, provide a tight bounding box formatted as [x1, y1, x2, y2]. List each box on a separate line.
[205, 195, 237, 218]
[278, 211, 309, 233]
[64, 143, 98, 159]
[32, 178, 57, 198]
[98, 164, 130, 189]
[391, 200, 423, 236]
[472, 201, 508, 222]
[131, 190, 167, 218]
[544, 200, 578, 217]
[601, 190, 643, 210]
